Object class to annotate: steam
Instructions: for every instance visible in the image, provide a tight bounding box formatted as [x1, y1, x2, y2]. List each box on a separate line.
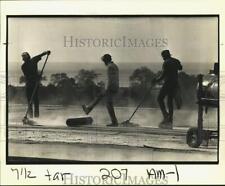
[8, 104, 217, 129]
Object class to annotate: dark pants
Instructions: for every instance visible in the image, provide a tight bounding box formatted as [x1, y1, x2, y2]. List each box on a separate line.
[157, 82, 177, 121]
[26, 82, 39, 118]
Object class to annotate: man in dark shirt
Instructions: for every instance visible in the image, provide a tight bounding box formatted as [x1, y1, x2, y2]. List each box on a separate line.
[153, 50, 182, 129]
[82, 54, 119, 127]
[21, 51, 50, 118]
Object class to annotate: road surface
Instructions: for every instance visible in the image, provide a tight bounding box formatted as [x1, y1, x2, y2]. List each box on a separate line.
[7, 104, 218, 162]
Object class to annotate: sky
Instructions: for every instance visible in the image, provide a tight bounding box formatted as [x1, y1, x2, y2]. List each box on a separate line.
[8, 16, 218, 85]
[8, 17, 218, 64]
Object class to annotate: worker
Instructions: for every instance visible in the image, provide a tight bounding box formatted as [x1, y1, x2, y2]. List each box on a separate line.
[152, 50, 182, 129]
[82, 54, 119, 127]
[21, 51, 51, 118]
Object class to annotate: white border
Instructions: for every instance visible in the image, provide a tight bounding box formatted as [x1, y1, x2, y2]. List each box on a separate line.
[1, 0, 225, 185]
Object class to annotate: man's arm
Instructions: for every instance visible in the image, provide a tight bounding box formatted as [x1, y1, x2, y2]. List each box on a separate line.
[156, 70, 165, 82]
[177, 60, 182, 70]
[153, 63, 166, 84]
[21, 65, 26, 76]
[31, 50, 51, 63]
[178, 63, 182, 70]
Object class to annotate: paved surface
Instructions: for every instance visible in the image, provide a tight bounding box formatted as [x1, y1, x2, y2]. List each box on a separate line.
[8, 104, 218, 162]
[8, 124, 218, 162]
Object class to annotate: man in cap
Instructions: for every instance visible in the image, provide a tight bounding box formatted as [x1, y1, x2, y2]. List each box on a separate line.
[152, 50, 182, 129]
[82, 54, 119, 127]
[21, 51, 50, 118]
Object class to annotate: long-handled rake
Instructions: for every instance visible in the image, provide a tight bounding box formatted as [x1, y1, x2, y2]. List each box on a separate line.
[121, 84, 155, 125]
[22, 54, 50, 125]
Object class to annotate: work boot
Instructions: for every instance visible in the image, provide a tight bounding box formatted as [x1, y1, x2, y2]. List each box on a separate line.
[159, 119, 167, 125]
[82, 105, 91, 115]
[159, 115, 169, 125]
[107, 123, 118, 127]
[167, 117, 173, 123]
[34, 111, 39, 118]
[159, 122, 173, 129]
[159, 116, 173, 129]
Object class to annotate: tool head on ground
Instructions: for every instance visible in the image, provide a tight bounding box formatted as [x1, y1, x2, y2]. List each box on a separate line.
[22, 116, 37, 125]
[121, 120, 135, 125]
[121, 119, 130, 125]
[120, 120, 139, 127]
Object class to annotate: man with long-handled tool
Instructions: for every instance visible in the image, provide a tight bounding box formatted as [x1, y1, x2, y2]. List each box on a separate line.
[21, 50, 51, 124]
[82, 54, 119, 127]
[152, 50, 182, 129]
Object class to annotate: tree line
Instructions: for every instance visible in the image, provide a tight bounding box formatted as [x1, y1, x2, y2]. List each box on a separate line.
[8, 67, 198, 108]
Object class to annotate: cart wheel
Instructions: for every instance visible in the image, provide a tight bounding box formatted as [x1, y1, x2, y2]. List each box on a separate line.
[186, 127, 202, 148]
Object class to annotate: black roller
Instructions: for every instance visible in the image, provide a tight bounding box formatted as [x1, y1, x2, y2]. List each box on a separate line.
[66, 117, 93, 127]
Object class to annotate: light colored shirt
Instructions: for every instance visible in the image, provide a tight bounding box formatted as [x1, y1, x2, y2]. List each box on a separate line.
[107, 62, 119, 92]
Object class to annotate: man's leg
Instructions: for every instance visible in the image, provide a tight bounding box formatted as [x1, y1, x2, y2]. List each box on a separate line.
[167, 94, 174, 123]
[167, 86, 177, 123]
[174, 84, 182, 109]
[34, 87, 39, 118]
[106, 93, 118, 126]
[157, 86, 168, 120]
[82, 95, 103, 115]
[26, 85, 33, 118]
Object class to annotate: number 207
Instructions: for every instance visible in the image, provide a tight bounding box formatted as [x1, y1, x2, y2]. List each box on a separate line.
[100, 168, 128, 180]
